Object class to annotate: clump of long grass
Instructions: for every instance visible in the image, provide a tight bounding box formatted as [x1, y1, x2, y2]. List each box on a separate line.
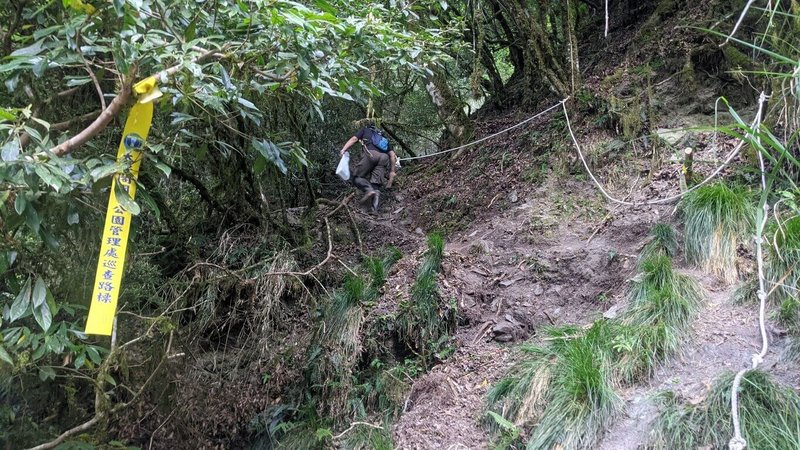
[640, 223, 678, 262]
[767, 215, 800, 301]
[649, 370, 800, 450]
[733, 277, 758, 304]
[487, 322, 623, 450]
[682, 183, 754, 283]
[397, 234, 455, 365]
[340, 420, 393, 450]
[628, 254, 702, 309]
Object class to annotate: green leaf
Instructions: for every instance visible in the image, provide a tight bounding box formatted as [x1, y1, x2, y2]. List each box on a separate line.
[185, 16, 198, 42]
[237, 97, 259, 111]
[170, 112, 196, 126]
[487, 411, 517, 432]
[32, 277, 47, 307]
[46, 288, 58, 318]
[0, 345, 12, 365]
[105, 373, 117, 386]
[38, 366, 56, 381]
[314, 0, 337, 15]
[253, 138, 287, 174]
[33, 303, 52, 332]
[35, 165, 62, 191]
[5, 74, 19, 92]
[135, 187, 161, 221]
[114, 181, 141, 215]
[1, 140, 20, 161]
[0, 108, 15, 121]
[154, 162, 172, 177]
[253, 155, 267, 175]
[67, 210, 80, 225]
[86, 346, 102, 365]
[14, 194, 26, 215]
[90, 162, 123, 181]
[10, 40, 45, 57]
[74, 352, 86, 369]
[9, 278, 32, 322]
[24, 203, 42, 233]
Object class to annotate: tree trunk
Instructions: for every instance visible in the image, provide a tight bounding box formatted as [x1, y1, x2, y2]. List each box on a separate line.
[424, 69, 473, 144]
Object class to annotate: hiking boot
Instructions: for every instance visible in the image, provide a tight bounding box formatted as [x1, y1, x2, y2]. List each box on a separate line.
[371, 191, 381, 213]
[360, 190, 376, 204]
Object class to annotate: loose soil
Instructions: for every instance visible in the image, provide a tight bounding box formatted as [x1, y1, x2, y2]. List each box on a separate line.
[353, 103, 799, 449]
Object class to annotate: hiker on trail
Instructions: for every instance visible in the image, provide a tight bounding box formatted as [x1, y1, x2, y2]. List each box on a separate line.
[339, 122, 397, 213]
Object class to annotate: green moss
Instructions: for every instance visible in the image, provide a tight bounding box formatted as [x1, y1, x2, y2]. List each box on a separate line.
[723, 45, 752, 69]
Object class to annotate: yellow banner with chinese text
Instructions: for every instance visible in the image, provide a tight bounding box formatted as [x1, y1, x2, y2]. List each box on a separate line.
[85, 79, 158, 335]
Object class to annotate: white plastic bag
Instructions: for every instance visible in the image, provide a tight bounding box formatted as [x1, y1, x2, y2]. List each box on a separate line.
[336, 152, 350, 181]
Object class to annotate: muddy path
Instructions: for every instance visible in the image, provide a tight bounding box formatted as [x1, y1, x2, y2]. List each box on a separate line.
[388, 175, 672, 449]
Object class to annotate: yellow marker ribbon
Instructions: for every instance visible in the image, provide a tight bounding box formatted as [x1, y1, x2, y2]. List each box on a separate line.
[85, 80, 158, 335]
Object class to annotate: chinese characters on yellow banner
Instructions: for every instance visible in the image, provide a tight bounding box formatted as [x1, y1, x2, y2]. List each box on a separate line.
[84, 100, 153, 335]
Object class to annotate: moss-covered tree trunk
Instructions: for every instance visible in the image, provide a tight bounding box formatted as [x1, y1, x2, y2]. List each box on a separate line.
[425, 69, 474, 144]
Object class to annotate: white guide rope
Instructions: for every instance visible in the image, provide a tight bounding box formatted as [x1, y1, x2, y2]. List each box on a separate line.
[723, 0, 758, 45]
[562, 101, 760, 206]
[398, 99, 568, 162]
[728, 91, 769, 450]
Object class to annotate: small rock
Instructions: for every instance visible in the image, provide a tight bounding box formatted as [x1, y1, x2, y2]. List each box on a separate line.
[493, 321, 515, 334]
[603, 302, 624, 320]
[493, 334, 513, 342]
[533, 285, 544, 296]
[415, 227, 424, 235]
[510, 190, 519, 203]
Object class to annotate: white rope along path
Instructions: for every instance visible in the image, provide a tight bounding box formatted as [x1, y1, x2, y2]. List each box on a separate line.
[398, 98, 568, 162]
[562, 101, 761, 206]
[729, 92, 769, 450]
[723, 0, 758, 45]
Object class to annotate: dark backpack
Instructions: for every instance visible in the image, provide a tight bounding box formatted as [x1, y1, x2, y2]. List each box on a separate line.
[368, 127, 390, 152]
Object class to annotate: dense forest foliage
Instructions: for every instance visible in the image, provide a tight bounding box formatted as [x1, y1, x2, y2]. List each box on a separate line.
[1, 0, 799, 448]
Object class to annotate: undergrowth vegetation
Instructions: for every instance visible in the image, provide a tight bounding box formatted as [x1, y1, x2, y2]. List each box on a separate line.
[682, 183, 753, 283]
[765, 216, 800, 334]
[486, 224, 702, 449]
[649, 370, 800, 450]
[397, 233, 457, 367]
[252, 234, 455, 448]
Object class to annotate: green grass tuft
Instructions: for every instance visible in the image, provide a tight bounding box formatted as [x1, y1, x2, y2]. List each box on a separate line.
[340, 421, 394, 450]
[767, 216, 800, 303]
[649, 370, 800, 450]
[629, 254, 702, 310]
[640, 223, 678, 261]
[682, 183, 754, 283]
[307, 249, 402, 420]
[487, 322, 623, 450]
[397, 233, 455, 366]
[733, 278, 759, 304]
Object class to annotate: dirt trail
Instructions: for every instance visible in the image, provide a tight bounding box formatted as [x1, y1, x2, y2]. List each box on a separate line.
[389, 177, 669, 449]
